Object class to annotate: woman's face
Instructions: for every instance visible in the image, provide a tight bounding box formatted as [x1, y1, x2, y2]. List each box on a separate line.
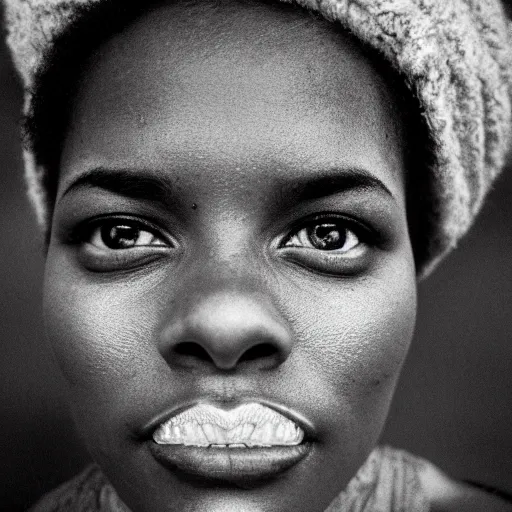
[44, 2, 417, 511]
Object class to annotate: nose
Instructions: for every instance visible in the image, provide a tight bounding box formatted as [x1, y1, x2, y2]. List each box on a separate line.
[159, 291, 293, 371]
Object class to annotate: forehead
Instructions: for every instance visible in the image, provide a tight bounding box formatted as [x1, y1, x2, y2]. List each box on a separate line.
[59, 0, 406, 202]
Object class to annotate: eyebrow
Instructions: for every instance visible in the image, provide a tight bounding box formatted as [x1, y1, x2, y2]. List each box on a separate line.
[59, 166, 395, 205]
[60, 168, 175, 206]
[278, 168, 395, 202]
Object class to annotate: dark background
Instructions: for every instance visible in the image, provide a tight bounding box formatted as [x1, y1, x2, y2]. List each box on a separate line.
[1, 6, 512, 511]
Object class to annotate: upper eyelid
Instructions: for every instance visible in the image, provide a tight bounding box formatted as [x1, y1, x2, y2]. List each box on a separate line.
[68, 212, 376, 249]
[285, 226, 361, 252]
[72, 215, 172, 245]
[279, 213, 374, 246]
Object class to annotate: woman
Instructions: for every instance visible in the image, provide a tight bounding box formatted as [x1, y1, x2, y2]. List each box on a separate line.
[3, 0, 512, 510]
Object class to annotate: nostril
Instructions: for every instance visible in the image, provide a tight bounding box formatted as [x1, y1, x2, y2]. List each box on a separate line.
[239, 343, 279, 363]
[160, 292, 293, 370]
[173, 341, 280, 366]
[173, 342, 213, 363]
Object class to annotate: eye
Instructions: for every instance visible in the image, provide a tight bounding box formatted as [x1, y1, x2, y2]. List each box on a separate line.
[284, 221, 361, 253]
[69, 217, 173, 272]
[279, 216, 375, 276]
[88, 221, 167, 250]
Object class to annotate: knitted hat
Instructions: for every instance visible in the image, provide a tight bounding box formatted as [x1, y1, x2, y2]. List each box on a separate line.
[2, 0, 512, 276]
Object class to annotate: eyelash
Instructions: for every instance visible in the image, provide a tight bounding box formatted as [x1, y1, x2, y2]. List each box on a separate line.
[69, 214, 376, 274]
[70, 216, 170, 248]
[284, 212, 375, 244]
[283, 217, 367, 249]
[67, 216, 173, 272]
[98, 221, 165, 250]
[278, 214, 377, 275]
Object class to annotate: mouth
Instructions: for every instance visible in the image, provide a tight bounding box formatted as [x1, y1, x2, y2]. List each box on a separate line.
[148, 402, 312, 485]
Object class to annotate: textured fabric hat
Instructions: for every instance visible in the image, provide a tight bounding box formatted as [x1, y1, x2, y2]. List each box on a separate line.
[2, 0, 512, 276]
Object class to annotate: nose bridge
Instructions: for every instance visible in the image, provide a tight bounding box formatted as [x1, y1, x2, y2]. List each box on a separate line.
[159, 275, 293, 370]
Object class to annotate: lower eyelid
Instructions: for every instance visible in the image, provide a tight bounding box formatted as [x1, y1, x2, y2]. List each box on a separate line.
[77, 246, 171, 273]
[284, 244, 367, 257]
[277, 248, 371, 278]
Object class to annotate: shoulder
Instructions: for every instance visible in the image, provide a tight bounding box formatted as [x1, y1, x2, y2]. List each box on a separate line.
[367, 446, 512, 512]
[415, 455, 512, 512]
[29, 465, 129, 512]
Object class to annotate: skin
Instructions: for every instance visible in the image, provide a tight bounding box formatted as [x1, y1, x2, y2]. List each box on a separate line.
[44, 1, 419, 511]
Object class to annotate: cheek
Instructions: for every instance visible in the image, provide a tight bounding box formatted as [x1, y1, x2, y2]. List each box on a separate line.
[42, 250, 167, 413]
[281, 267, 417, 426]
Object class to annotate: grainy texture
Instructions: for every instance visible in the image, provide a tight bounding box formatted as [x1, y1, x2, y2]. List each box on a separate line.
[29, 447, 429, 512]
[2, 0, 512, 275]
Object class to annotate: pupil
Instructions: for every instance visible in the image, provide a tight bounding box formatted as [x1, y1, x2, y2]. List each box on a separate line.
[309, 223, 346, 250]
[101, 225, 139, 249]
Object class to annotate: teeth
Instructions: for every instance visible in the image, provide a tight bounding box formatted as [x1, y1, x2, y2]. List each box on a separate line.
[241, 423, 255, 439]
[227, 424, 244, 443]
[263, 422, 274, 444]
[153, 403, 305, 447]
[202, 423, 216, 443]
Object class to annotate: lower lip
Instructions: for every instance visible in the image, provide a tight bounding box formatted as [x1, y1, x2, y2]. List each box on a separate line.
[149, 443, 311, 485]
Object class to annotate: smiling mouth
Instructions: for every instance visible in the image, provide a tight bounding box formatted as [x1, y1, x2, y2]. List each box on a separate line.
[149, 403, 311, 484]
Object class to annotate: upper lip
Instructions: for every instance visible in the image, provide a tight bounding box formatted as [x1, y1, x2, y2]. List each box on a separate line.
[141, 399, 316, 441]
